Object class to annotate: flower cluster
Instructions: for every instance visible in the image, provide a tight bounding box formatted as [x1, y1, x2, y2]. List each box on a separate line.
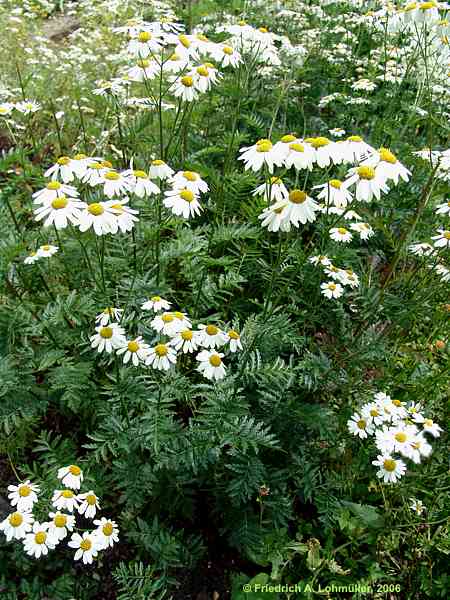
[0, 99, 41, 116]
[348, 392, 442, 483]
[90, 296, 243, 381]
[0, 465, 118, 563]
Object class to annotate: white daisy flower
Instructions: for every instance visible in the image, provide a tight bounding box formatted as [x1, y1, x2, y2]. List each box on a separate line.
[81, 160, 112, 187]
[227, 330, 243, 352]
[409, 434, 433, 464]
[329, 127, 346, 138]
[215, 44, 242, 67]
[253, 177, 289, 203]
[238, 139, 284, 173]
[163, 51, 190, 73]
[146, 343, 177, 370]
[258, 203, 291, 232]
[389, 424, 419, 458]
[303, 137, 337, 168]
[70, 153, 96, 178]
[33, 195, 86, 230]
[283, 141, 315, 171]
[77, 201, 119, 236]
[171, 75, 198, 102]
[124, 169, 160, 197]
[409, 242, 435, 256]
[169, 328, 201, 353]
[350, 222, 374, 240]
[340, 135, 375, 163]
[347, 412, 374, 438]
[0, 510, 34, 542]
[272, 134, 300, 160]
[321, 281, 344, 299]
[47, 512, 75, 541]
[361, 402, 387, 426]
[435, 200, 450, 215]
[149, 159, 174, 180]
[197, 324, 228, 349]
[100, 170, 130, 198]
[313, 179, 353, 209]
[196, 350, 226, 381]
[57, 465, 84, 490]
[163, 187, 202, 219]
[431, 229, 450, 248]
[78, 491, 100, 519]
[422, 418, 443, 438]
[109, 200, 140, 233]
[435, 264, 450, 282]
[37, 244, 59, 258]
[409, 498, 425, 516]
[95, 307, 123, 326]
[0, 102, 14, 116]
[52, 489, 80, 512]
[190, 63, 221, 92]
[90, 322, 126, 354]
[141, 295, 171, 312]
[337, 269, 360, 288]
[116, 336, 150, 366]
[171, 171, 209, 194]
[32, 181, 78, 205]
[274, 189, 319, 226]
[7, 480, 39, 513]
[344, 166, 389, 202]
[329, 227, 353, 243]
[364, 148, 411, 185]
[127, 58, 160, 82]
[127, 30, 162, 58]
[23, 522, 58, 558]
[93, 518, 119, 549]
[150, 312, 181, 336]
[44, 156, 80, 183]
[68, 532, 100, 564]
[15, 100, 41, 114]
[309, 255, 332, 267]
[372, 455, 406, 484]
[24, 251, 40, 265]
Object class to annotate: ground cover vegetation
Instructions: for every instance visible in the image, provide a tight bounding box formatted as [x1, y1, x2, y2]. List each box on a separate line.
[0, 0, 448, 598]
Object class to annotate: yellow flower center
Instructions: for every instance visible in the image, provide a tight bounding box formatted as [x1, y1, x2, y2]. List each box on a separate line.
[256, 141, 273, 153]
[310, 137, 330, 148]
[137, 59, 151, 68]
[329, 179, 342, 189]
[357, 419, 366, 429]
[419, 1, 437, 10]
[280, 134, 295, 143]
[42, 245, 51, 251]
[181, 75, 194, 88]
[178, 34, 191, 48]
[228, 330, 239, 340]
[347, 135, 363, 142]
[204, 62, 215, 69]
[289, 190, 307, 204]
[9, 513, 23, 527]
[103, 523, 113, 536]
[101, 160, 113, 168]
[289, 143, 304, 152]
[69, 465, 81, 476]
[209, 354, 222, 367]
[104, 170, 120, 181]
[35, 532, 47, 545]
[174, 311, 184, 320]
[259, 27, 268, 33]
[270, 177, 281, 184]
[151, 295, 161, 301]
[73, 153, 86, 160]
[86, 494, 97, 505]
[88, 203, 105, 216]
[57, 156, 71, 165]
[424, 419, 433, 427]
[61, 490, 74, 498]
[383, 459, 396, 472]
[197, 66, 209, 77]
[223, 46, 234, 55]
[51, 196, 68, 210]
[155, 344, 168, 357]
[183, 171, 198, 181]
[80, 539, 92, 551]
[392, 399, 402, 407]
[100, 327, 113, 339]
[206, 325, 218, 336]
[379, 148, 397, 164]
[152, 159, 164, 166]
[370, 409, 379, 417]
[46, 181, 61, 190]
[128, 341, 140, 352]
[137, 31, 152, 42]
[54, 514, 67, 527]
[162, 313, 174, 323]
[181, 329, 193, 341]
[89, 162, 103, 170]
[180, 189, 195, 202]
[443, 231, 450, 240]
[196, 34, 209, 42]
[19, 485, 31, 497]
[133, 170, 148, 179]
[395, 432, 407, 443]
[328, 283, 336, 290]
[337, 228, 348, 235]
[357, 166, 375, 180]
[111, 204, 124, 213]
